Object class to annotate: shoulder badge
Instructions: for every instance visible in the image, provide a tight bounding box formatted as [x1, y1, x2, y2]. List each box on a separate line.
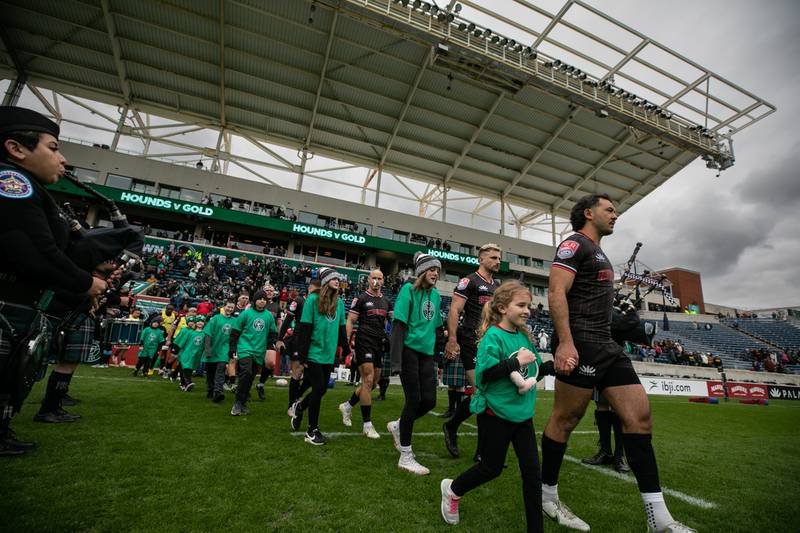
[457, 277, 470, 291]
[0, 170, 33, 199]
[557, 240, 579, 259]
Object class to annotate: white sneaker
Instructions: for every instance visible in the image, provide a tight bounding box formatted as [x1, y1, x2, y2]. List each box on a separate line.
[363, 424, 380, 439]
[440, 479, 460, 525]
[649, 522, 697, 533]
[543, 499, 590, 531]
[387, 420, 401, 451]
[398, 451, 429, 476]
[338, 402, 353, 427]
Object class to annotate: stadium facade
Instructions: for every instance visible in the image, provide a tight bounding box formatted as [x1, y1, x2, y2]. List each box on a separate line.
[52, 140, 555, 303]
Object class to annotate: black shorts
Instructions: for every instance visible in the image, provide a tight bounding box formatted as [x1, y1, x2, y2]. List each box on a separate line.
[354, 336, 383, 368]
[457, 330, 479, 371]
[555, 339, 640, 390]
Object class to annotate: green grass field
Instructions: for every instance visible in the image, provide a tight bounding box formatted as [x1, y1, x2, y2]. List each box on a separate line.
[2, 366, 799, 532]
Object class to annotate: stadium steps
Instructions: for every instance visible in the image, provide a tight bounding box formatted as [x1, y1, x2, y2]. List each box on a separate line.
[725, 318, 800, 351]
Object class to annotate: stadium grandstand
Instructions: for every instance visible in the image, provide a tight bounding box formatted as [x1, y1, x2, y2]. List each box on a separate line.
[1, 0, 791, 377]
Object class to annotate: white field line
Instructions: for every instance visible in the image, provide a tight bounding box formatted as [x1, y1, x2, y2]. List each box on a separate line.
[562, 455, 717, 509]
[291, 431, 478, 437]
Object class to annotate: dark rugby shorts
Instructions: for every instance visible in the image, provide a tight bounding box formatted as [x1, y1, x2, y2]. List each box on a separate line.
[554, 339, 640, 390]
[457, 330, 479, 371]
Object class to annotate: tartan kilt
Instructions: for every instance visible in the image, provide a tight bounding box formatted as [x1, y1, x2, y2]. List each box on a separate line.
[60, 317, 99, 364]
[380, 349, 392, 376]
[442, 356, 466, 388]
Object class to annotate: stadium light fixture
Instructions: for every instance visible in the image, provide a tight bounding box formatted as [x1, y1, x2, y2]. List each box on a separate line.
[453, 3, 462, 13]
[458, 22, 466, 30]
[196, 159, 204, 169]
[553, 59, 562, 67]
[467, 22, 476, 31]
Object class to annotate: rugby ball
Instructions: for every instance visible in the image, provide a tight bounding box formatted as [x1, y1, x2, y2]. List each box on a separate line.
[275, 378, 288, 387]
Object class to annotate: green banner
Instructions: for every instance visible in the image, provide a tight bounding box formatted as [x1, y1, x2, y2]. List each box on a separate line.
[49, 180, 508, 271]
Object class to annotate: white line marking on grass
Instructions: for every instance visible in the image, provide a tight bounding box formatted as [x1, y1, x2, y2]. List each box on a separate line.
[429, 411, 477, 428]
[290, 431, 479, 437]
[562, 455, 717, 509]
[427, 411, 596, 434]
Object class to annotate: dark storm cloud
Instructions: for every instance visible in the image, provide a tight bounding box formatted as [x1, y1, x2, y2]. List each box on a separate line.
[735, 145, 800, 209]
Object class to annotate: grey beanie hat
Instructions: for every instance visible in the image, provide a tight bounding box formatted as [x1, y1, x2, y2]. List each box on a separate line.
[319, 267, 340, 287]
[414, 251, 441, 277]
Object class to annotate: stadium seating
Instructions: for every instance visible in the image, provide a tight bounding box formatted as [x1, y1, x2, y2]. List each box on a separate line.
[727, 318, 800, 350]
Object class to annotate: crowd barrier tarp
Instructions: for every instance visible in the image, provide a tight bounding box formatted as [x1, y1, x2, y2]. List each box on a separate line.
[707, 381, 768, 399]
[640, 377, 709, 396]
[767, 384, 800, 400]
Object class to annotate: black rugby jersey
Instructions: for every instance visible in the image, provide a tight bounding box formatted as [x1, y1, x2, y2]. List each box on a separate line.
[349, 291, 392, 341]
[551, 231, 615, 342]
[453, 271, 500, 334]
[279, 296, 305, 338]
[266, 301, 282, 322]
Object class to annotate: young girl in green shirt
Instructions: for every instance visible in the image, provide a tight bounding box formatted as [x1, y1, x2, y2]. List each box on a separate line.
[440, 280, 550, 532]
[291, 268, 350, 445]
[386, 252, 444, 475]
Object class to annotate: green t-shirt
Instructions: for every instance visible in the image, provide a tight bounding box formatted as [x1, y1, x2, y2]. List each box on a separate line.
[203, 313, 236, 363]
[171, 327, 190, 350]
[300, 293, 345, 365]
[234, 307, 277, 364]
[392, 283, 442, 356]
[179, 328, 206, 371]
[139, 327, 165, 358]
[472, 325, 541, 423]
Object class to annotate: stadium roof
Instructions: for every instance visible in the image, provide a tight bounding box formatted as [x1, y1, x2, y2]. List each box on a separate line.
[0, 0, 775, 222]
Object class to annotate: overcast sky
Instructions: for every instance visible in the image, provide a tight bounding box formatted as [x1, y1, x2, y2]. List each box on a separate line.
[574, 0, 800, 309]
[6, 0, 796, 309]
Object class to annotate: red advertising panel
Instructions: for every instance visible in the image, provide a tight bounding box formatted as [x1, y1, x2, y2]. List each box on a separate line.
[706, 381, 768, 399]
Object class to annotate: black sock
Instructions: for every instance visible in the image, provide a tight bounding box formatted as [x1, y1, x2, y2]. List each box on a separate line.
[454, 390, 464, 408]
[288, 377, 300, 406]
[447, 390, 456, 412]
[622, 433, 661, 492]
[41, 371, 71, 413]
[610, 412, 624, 458]
[348, 391, 359, 407]
[447, 395, 472, 430]
[378, 377, 388, 397]
[541, 434, 568, 487]
[596, 410, 613, 455]
[259, 367, 272, 384]
[361, 404, 371, 423]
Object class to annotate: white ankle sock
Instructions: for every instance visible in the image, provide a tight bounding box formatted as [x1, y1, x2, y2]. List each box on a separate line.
[399, 445, 412, 454]
[542, 483, 559, 502]
[364, 421, 373, 428]
[642, 492, 674, 530]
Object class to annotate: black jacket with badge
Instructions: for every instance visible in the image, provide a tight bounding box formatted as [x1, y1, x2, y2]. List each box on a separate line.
[0, 162, 93, 296]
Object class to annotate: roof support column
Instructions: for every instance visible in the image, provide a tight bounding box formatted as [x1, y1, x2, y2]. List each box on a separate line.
[374, 168, 382, 208]
[1, 29, 26, 106]
[111, 103, 129, 150]
[551, 211, 557, 246]
[297, 148, 308, 191]
[500, 197, 506, 236]
[2, 75, 25, 107]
